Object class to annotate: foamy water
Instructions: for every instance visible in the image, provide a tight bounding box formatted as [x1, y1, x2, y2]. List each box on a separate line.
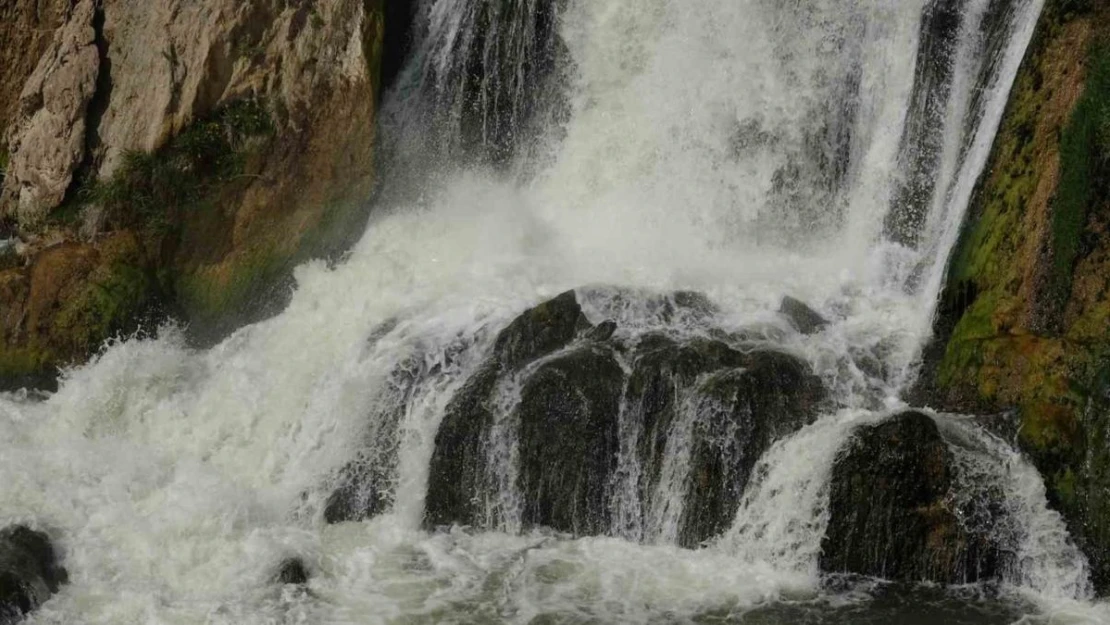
[4, 0, 1104, 622]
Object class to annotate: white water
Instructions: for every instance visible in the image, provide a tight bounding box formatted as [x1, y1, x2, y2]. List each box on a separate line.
[5, 0, 1106, 622]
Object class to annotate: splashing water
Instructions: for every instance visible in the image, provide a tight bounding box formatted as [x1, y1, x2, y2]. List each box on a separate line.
[3, 0, 1104, 622]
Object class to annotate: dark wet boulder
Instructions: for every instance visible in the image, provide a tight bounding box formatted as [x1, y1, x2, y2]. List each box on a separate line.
[679, 351, 827, 546]
[422, 288, 832, 544]
[820, 411, 1001, 584]
[0, 526, 66, 624]
[779, 296, 829, 334]
[627, 335, 751, 504]
[274, 558, 309, 586]
[425, 291, 594, 529]
[491, 290, 591, 371]
[323, 462, 392, 524]
[624, 335, 827, 546]
[518, 345, 626, 535]
[424, 365, 501, 529]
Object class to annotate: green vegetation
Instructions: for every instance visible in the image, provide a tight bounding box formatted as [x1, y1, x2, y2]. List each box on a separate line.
[1060, 0, 1094, 17]
[51, 260, 159, 355]
[1051, 43, 1110, 307]
[78, 99, 272, 235]
[0, 347, 51, 379]
[173, 246, 290, 341]
[929, 4, 1110, 590]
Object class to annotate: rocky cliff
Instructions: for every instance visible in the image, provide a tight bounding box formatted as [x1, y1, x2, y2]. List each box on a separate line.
[919, 0, 1110, 593]
[0, 0, 387, 388]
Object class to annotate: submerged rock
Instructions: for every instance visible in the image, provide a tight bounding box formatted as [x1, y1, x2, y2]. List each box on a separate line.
[323, 466, 392, 525]
[821, 411, 1000, 584]
[0, 526, 66, 624]
[274, 558, 309, 586]
[323, 352, 433, 525]
[779, 296, 829, 335]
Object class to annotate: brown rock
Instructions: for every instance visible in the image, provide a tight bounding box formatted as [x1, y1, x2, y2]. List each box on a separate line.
[0, 0, 386, 368]
[1, 0, 100, 226]
[0, 0, 71, 137]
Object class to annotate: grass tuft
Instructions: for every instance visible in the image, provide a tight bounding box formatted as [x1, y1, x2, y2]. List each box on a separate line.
[76, 99, 273, 235]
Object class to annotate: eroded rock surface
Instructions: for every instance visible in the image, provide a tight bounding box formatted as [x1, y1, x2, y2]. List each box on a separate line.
[2, 0, 99, 225]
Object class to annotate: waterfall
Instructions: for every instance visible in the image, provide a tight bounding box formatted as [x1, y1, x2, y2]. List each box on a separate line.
[3, 0, 1103, 622]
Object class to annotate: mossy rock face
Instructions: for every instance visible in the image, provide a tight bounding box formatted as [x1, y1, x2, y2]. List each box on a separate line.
[821, 412, 1002, 584]
[0, 231, 163, 391]
[1072, 367, 1110, 591]
[918, 0, 1110, 593]
[0, 525, 67, 623]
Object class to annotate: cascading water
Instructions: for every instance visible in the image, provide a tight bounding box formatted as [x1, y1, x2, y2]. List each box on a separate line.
[0, 0, 1105, 622]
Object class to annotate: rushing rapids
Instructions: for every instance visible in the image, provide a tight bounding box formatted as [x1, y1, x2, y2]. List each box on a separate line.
[1, 0, 1107, 622]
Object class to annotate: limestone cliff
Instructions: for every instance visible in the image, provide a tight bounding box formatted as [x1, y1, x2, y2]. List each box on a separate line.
[0, 0, 386, 386]
[919, 0, 1110, 593]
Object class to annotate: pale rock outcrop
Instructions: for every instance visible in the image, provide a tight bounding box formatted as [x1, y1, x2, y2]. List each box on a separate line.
[1, 0, 99, 226]
[91, 0, 381, 176]
[0, 0, 72, 138]
[1, 0, 383, 229]
[0, 0, 385, 382]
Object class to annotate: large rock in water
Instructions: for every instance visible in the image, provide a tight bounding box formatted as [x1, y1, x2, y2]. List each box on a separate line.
[0, 526, 67, 624]
[424, 291, 591, 529]
[627, 334, 826, 546]
[778, 296, 829, 335]
[820, 411, 1000, 584]
[678, 351, 827, 546]
[518, 345, 625, 535]
[423, 289, 829, 544]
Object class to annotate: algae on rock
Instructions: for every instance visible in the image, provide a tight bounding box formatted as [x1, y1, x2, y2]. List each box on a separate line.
[920, 0, 1110, 592]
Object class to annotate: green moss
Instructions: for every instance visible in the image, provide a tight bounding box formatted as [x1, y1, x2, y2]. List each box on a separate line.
[1051, 43, 1110, 306]
[0, 347, 52, 378]
[926, 1, 1110, 592]
[365, 0, 385, 96]
[51, 260, 159, 356]
[173, 246, 291, 342]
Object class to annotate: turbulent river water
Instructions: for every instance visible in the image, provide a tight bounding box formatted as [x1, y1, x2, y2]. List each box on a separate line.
[3, 0, 1110, 623]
